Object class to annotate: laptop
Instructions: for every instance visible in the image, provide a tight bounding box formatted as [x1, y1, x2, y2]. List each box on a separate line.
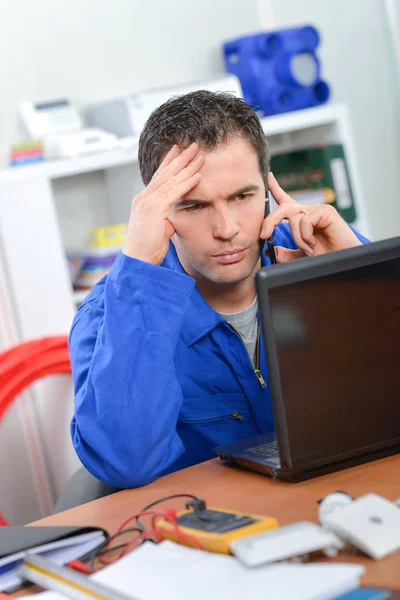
[214, 236, 400, 482]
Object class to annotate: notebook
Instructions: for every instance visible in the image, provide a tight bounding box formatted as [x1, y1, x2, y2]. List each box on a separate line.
[0, 526, 107, 592]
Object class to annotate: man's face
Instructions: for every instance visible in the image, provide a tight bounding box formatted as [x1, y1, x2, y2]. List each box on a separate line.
[168, 137, 266, 285]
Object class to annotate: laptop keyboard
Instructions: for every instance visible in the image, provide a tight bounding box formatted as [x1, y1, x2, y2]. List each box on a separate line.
[245, 440, 280, 458]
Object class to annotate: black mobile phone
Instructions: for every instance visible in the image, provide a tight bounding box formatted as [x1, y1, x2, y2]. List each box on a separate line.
[264, 190, 277, 264]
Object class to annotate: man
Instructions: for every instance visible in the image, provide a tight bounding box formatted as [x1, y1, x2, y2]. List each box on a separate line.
[69, 91, 368, 490]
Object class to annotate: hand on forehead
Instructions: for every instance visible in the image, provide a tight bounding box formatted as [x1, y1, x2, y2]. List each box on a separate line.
[182, 138, 264, 195]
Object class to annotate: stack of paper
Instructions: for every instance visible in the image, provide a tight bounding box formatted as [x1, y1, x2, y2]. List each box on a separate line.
[36, 540, 365, 600]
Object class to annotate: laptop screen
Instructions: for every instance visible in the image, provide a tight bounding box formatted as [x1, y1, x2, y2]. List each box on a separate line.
[262, 251, 400, 469]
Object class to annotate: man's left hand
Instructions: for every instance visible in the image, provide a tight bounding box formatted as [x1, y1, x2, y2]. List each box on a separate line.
[260, 172, 362, 262]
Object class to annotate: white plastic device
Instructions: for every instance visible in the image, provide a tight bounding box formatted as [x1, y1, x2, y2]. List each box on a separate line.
[43, 128, 119, 159]
[318, 491, 354, 528]
[323, 493, 400, 560]
[19, 98, 120, 159]
[229, 521, 343, 567]
[19, 98, 82, 139]
[87, 74, 243, 138]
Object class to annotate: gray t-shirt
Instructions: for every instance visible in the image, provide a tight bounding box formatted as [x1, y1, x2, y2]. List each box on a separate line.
[219, 296, 259, 365]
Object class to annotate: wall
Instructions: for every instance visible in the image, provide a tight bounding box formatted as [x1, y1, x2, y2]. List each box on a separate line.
[0, 0, 263, 167]
[0, 0, 265, 524]
[269, 0, 400, 241]
[1, 0, 398, 243]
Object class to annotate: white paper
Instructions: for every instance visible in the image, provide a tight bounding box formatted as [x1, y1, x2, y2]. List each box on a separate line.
[34, 540, 365, 600]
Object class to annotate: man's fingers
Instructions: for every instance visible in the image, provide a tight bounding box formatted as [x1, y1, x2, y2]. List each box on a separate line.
[268, 172, 296, 206]
[260, 203, 308, 239]
[148, 142, 200, 192]
[163, 172, 202, 208]
[274, 247, 306, 262]
[154, 151, 205, 206]
[299, 214, 318, 249]
[288, 213, 315, 256]
[148, 142, 198, 190]
[176, 151, 206, 182]
[151, 145, 181, 181]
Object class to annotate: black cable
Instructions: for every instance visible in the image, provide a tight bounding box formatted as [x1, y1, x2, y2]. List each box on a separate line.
[99, 539, 150, 556]
[97, 536, 151, 558]
[136, 493, 202, 532]
[90, 536, 152, 572]
[85, 494, 204, 572]
[87, 527, 143, 573]
[78, 534, 110, 565]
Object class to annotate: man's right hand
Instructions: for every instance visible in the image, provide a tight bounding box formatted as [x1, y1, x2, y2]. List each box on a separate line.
[122, 142, 205, 265]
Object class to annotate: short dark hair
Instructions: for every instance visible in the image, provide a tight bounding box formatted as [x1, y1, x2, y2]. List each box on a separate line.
[138, 90, 270, 186]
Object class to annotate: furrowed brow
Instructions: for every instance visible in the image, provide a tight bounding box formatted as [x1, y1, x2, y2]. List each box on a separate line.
[226, 184, 260, 199]
[175, 185, 260, 208]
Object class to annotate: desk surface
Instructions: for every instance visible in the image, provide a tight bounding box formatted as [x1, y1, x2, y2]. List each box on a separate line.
[28, 456, 400, 590]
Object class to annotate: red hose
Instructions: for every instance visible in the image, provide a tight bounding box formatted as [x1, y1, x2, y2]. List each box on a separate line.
[0, 336, 71, 525]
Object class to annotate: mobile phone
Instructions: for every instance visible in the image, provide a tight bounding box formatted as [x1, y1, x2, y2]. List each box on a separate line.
[264, 190, 277, 264]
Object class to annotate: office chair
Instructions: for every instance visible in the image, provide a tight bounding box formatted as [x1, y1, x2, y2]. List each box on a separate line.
[0, 336, 71, 525]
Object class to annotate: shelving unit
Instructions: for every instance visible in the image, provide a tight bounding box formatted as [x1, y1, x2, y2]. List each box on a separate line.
[0, 103, 349, 184]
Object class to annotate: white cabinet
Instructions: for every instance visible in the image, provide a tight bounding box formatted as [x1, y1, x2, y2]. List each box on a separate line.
[0, 103, 370, 523]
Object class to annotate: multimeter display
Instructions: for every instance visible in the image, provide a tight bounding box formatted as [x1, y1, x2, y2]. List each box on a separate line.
[158, 505, 279, 554]
[177, 510, 258, 533]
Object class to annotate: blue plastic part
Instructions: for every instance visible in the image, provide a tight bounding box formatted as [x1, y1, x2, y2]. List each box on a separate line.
[223, 25, 330, 116]
[274, 51, 320, 86]
[10, 155, 44, 167]
[333, 588, 391, 600]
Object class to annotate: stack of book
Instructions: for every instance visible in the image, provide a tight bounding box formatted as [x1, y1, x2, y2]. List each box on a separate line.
[73, 223, 127, 291]
[9, 140, 44, 167]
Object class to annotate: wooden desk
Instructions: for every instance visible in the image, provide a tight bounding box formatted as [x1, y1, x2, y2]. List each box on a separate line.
[27, 456, 400, 591]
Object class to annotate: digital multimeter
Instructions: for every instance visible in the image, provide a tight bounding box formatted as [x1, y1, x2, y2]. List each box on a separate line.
[157, 506, 279, 554]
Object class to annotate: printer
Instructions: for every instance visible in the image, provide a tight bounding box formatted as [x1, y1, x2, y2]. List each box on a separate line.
[87, 75, 243, 138]
[19, 98, 120, 159]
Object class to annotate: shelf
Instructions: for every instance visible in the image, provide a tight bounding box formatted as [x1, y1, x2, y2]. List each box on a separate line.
[0, 104, 345, 183]
[0, 138, 139, 183]
[73, 289, 90, 305]
[260, 103, 344, 137]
